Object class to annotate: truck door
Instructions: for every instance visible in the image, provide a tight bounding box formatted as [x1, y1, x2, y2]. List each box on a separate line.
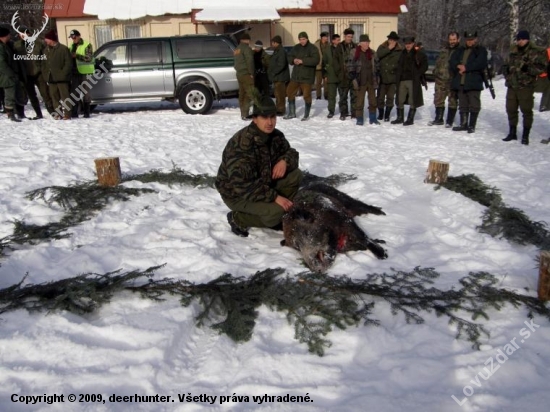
[129, 41, 171, 97]
[90, 42, 131, 101]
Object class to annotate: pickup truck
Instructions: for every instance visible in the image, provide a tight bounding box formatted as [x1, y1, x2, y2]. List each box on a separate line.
[90, 34, 239, 114]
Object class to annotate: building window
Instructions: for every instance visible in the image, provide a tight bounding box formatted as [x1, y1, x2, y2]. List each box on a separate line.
[320, 24, 335, 38]
[124, 25, 141, 38]
[349, 23, 365, 43]
[95, 26, 112, 48]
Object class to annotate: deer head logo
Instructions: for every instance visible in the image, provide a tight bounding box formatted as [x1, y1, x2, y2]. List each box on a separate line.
[11, 11, 49, 54]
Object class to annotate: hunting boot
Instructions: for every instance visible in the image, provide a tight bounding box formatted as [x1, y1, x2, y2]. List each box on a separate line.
[226, 212, 249, 237]
[83, 102, 91, 118]
[390, 108, 404, 124]
[384, 106, 392, 122]
[356, 116, 364, 125]
[15, 104, 26, 120]
[369, 112, 380, 125]
[377, 107, 384, 120]
[29, 101, 44, 120]
[301, 103, 311, 121]
[403, 108, 416, 126]
[467, 112, 479, 133]
[445, 107, 457, 128]
[7, 109, 22, 122]
[428, 107, 444, 126]
[502, 125, 517, 142]
[71, 103, 79, 118]
[521, 127, 530, 145]
[283, 101, 296, 119]
[452, 112, 469, 131]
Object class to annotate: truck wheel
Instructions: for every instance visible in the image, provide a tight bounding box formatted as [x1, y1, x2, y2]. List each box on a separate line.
[178, 83, 213, 115]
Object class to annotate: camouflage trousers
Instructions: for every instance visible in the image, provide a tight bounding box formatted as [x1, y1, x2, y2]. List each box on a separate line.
[224, 168, 303, 229]
[377, 83, 397, 108]
[506, 86, 535, 129]
[433, 79, 458, 108]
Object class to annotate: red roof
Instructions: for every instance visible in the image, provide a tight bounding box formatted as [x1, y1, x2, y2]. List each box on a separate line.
[43, 0, 86, 18]
[43, 0, 402, 19]
[281, 0, 402, 14]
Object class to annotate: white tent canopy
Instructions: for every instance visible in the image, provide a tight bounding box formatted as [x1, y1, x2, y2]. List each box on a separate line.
[83, 0, 311, 21]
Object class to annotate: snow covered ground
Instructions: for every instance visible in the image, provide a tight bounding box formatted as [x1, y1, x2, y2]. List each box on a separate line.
[0, 78, 549, 412]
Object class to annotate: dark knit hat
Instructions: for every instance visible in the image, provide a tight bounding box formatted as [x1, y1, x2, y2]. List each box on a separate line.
[252, 95, 277, 117]
[240, 33, 251, 41]
[271, 35, 282, 44]
[403, 36, 415, 44]
[0, 26, 10, 38]
[516, 30, 530, 40]
[298, 31, 308, 39]
[254, 40, 263, 49]
[387, 31, 399, 40]
[464, 30, 477, 40]
[44, 29, 58, 42]
[359, 34, 370, 42]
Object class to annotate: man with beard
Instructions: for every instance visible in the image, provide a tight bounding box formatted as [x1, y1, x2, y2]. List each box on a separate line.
[376, 31, 402, 122]
[502, 30, 547, 145]
[429, 31, 460, 127]
[450, 31, 488, 133]
[334, 28, 357, 120]
[216, 95, 302, 237]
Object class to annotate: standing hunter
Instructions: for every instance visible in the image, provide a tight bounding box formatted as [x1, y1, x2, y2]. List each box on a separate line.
[334, 28, 357, 120]
[69, 29, 94, 118]
[267, 35, 290, 116]
[376, 31, 402, 122]
[0, 26, 26, 122]
[502, 30, 547, 145]
[429, 31, 460, 128]
[234, 33, 255, 120]
[322, 34, 342, 118]
[314, 31, 330, 100]
[284, 32, 319, 121]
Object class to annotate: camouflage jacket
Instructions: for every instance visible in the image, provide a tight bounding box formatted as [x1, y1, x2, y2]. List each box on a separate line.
[215, 124, 300, 203]
[433, 44, 460, 82]
[504, 41, 547, 89]
[233, 43, 254, 77]
[376, 41, 403, 84]
[347, 46, 379, 89]
[333, 40, 357, 84]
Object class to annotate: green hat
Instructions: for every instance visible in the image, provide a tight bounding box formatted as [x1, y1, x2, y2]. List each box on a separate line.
[359, 34, 370, 42]
[298, 31, 308, 39]
[252, 96, 277, 117]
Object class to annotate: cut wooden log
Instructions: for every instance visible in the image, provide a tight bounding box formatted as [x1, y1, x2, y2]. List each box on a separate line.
[424, 160, 449, 184]
[538, 250, 550, 301]
[94, 157, 121, 187]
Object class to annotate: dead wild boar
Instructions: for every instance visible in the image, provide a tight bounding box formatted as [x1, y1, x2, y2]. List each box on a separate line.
[281, 182, 387, 273]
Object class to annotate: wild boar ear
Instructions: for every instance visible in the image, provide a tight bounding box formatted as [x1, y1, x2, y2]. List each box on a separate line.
[294, 209, 314, 222]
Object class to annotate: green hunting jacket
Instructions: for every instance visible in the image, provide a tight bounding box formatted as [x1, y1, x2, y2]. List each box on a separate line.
[433, 43, 460, 82]
[267, 44, 290, 83]
[233, 42, 254, 77]
[215, 124, 300, 203]
[13, 38, 46, 77]
[322, 44, 341, 84]
[287, 41, 320, 84]
[505, 41, 547, 89]
[43, 42, 72, 83]
[376, 41, 403, 84]
[333, 40, 356, 84]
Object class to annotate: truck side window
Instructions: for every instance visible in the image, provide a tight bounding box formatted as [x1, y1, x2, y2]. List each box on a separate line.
[96, 44, 127, 67]
[131, 42, 162, 64]
[176, 38, 233, 60]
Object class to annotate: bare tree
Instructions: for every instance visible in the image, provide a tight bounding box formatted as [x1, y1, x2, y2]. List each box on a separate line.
[508, 0, 519, 46]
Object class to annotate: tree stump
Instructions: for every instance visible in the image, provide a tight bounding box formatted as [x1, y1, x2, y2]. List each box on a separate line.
[424, 160, 449, 184]
[538, 251, 550, 301]
[94, 157, 122, 187]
